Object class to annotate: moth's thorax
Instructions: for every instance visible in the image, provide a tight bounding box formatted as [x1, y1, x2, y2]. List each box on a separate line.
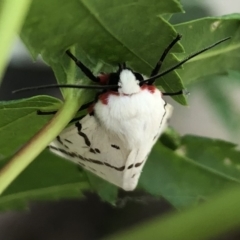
[118, 69, 141, 95]
[95, 87, 165, 148]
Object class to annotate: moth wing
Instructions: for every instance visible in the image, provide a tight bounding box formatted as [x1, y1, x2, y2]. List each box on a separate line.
[49, 114, 131, 189]
[122, 102, 173, 190]
[49, 103, 173, 191]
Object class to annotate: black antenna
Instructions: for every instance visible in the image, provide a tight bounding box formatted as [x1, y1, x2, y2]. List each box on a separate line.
[141, 36, 231, 84]
[66, 50, 99, 83]
[13, 37, 231, 94]
[12, 84, 117, 94]
[150, 34, 182, 78]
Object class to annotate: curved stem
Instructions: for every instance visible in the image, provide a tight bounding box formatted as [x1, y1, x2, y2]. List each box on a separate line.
[0, 0, 32, 79]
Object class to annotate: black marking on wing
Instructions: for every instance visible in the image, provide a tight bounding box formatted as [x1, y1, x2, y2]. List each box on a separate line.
[153, 101, 168, 142]
[135, 160, 144, 168]
[88, 158, 104, 165]
[75, 122, 91, 146]
[64, 139, 73, 144]
[104, 162, 125, 171]
[56, 136, 63, 144]
[111, 144, 120, 150]
[160, 102, 167, 126]
[127, 164, 134, 169]
[95, 148, 101, 153]
[57, 136, 69, 149]
[89, 148, 96, 154]
[132, 174, 136, 178]
[49, 145, 125, 171]
[48, 145, 78, 158]
[89, 148, 101, 154]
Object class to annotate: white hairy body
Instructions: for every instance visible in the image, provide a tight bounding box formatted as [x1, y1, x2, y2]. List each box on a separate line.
[49, 70, 173, 191]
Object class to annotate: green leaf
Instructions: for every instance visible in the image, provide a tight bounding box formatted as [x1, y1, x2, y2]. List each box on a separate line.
[159, 127, 181, 150]
[86, 172, 118, 204]
[139, 141, 239, 209]
[174, 14, 240, 85]
[20, 0, 186, 104]
[21, 0, 183, 61]
[200, 76, 240, 135]
[0, 96, 62, 158]
[0, 150, 90, 211]
[180, 135, 240, 181]
[228, 69, 240, 80]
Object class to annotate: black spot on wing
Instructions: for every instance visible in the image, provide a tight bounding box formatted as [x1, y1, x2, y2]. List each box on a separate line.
[89, 148, 96, 154]
[111, 144, 120, 150]
[95, 148, 101, 153]
[127, 164, 134, 169]
[75, 122, 91, 146]
[89, 148, 101, 154]
[135, 160, 144, 168]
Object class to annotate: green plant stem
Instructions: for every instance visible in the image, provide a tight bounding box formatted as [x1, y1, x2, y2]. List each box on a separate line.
[107, 185, 240, 240]
[0, 97, 80, 195]
[0, 0, 32, 79]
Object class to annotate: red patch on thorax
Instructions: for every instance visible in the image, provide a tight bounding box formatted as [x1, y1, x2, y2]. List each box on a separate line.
[98, 74, 110, 85]
[141, 84, 156, 93]
[99, 91, 119, 105]
[87, 103, 95, 113]
[98, 85, 159, 105]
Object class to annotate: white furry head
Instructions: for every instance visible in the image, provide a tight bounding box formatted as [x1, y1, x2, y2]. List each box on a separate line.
[118, 69, 141, 95]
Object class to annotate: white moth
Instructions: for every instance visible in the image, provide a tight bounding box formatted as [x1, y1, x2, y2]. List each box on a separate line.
[19, 35, 229, 191]
[48, 34, 185, 191]
[49, 70, 173, 191]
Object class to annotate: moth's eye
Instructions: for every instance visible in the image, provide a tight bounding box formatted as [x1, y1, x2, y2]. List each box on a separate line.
[133, 72, 144, 81]
[108, 73, 120, 85]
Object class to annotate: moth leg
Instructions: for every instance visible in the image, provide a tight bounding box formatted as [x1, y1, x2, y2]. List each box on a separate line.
[149, 34, 182, 84]
[37, 101, 95, 116]
[37, 110, 84, 123]
[37, 110, 57, 115]
[163, 89, 189, 96]
[66, 50, 100, 83]
[69, 115, 85, 123]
